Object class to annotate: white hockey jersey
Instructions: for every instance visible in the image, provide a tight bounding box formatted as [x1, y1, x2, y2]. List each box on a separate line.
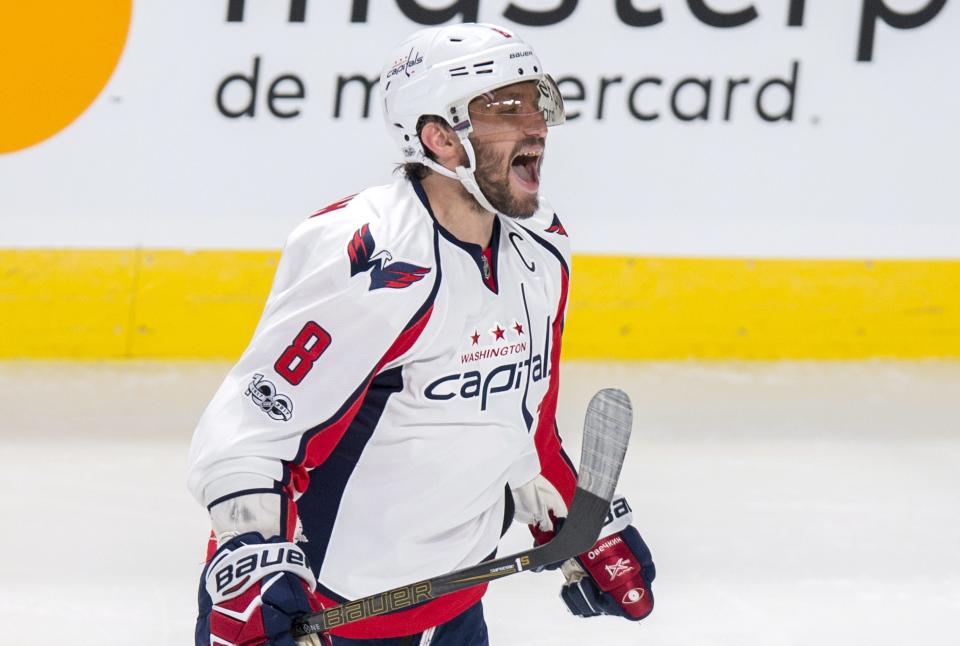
[187, 177, 577, 638]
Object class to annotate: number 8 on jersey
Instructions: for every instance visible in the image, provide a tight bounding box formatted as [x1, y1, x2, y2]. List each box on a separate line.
[274, 321, 332, 385]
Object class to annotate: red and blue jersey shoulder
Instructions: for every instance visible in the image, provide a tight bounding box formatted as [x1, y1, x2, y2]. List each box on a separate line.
[309, 193, 358, 219]
[522, 195, 572, 272]
[545, 211, 568, 238]
[279, 183, 436, 296]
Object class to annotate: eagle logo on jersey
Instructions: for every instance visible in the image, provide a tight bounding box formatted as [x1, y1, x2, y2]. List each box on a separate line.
[348, 224, 431, 290]
[545, 214, 567, 237]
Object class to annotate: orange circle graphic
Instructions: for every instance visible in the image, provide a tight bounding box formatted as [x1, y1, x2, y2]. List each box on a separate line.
[0, 1, 133, 154]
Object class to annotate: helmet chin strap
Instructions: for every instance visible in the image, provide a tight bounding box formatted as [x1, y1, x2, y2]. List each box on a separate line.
[420, 137, 499, 215]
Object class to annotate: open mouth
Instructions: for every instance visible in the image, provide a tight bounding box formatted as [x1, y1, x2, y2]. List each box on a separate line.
[510, 149, 542, 193]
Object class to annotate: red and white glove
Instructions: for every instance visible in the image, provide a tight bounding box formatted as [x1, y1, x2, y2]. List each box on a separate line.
[531, 495, 655, 621]
[561, 524, 655, 620]
[196, 532, 331, 646]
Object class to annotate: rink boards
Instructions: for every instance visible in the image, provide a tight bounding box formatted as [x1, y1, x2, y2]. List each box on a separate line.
[2, 248, 958, 359]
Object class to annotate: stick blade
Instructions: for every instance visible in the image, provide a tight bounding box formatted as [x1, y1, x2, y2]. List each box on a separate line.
[577, 388, 632, 502]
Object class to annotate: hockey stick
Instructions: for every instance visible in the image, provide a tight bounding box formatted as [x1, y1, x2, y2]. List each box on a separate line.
[290, 388, 632, 638]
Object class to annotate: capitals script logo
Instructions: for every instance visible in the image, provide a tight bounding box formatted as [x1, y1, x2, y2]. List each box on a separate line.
[348, 224, 431, 290]
[385, 47, 424, 79]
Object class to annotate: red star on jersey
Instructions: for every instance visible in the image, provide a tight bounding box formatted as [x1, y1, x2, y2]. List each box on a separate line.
[492, 325, 505, 341]
[513, 322, 524, 335]
[470, 331, 480, 345]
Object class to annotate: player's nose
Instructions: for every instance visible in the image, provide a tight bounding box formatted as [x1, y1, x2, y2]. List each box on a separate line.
[523, 111, 548, 137]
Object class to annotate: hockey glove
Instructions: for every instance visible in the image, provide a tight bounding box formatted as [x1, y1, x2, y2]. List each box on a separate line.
[561, 525, 655, 621]
[531, 495, 655, 621]
[196, 532, 330, 646]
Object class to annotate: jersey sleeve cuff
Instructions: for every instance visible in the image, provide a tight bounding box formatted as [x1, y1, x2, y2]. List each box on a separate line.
[506, 449, 542, 490]
[200, 473, 282, 510]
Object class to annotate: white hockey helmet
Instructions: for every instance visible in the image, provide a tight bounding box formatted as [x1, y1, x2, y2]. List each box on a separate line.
[379, 23, 565, 213]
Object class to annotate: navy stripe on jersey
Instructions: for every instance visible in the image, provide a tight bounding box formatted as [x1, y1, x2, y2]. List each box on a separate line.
[434, 217, 501, 294]
[501, 484, 515, 537]
[411, 177, 500, 293]
[517, 231, 576, 503]
[286, 226, 443, 473]
[298, 366, 405, 574]
[517, 223, 569, 276]
[205, 487, 282, 511]
[518, 230, 576, 482]
[409, 176, 432, 217]
[557, 440, 578, 476]
[518, 283, 535, 431]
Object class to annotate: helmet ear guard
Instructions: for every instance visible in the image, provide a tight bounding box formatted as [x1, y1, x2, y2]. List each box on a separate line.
[412, 117, 500, 214]
[452, 138, 499, 214]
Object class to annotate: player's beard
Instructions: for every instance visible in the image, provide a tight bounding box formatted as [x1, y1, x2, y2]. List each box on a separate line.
[471, 136, 544, 219]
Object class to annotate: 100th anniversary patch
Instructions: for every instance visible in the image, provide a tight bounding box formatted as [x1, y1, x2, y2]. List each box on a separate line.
[245, 373, 293, 422]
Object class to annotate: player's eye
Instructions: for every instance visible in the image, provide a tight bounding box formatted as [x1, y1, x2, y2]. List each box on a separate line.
[471, 95, 539, 117]
[495, 97, 524, 114]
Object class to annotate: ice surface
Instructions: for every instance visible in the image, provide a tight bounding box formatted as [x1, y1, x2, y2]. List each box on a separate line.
[0, 360, 958, 645]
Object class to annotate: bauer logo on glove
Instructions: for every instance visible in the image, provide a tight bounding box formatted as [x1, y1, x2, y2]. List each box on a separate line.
[197, 532, 329, 646]
[211, 543, 310, 595]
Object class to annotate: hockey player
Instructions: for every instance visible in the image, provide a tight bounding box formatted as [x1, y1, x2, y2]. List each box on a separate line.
[189, 23, 655, 646]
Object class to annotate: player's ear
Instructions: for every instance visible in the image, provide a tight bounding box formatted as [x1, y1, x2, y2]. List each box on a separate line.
[420, 120, 463, 170]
